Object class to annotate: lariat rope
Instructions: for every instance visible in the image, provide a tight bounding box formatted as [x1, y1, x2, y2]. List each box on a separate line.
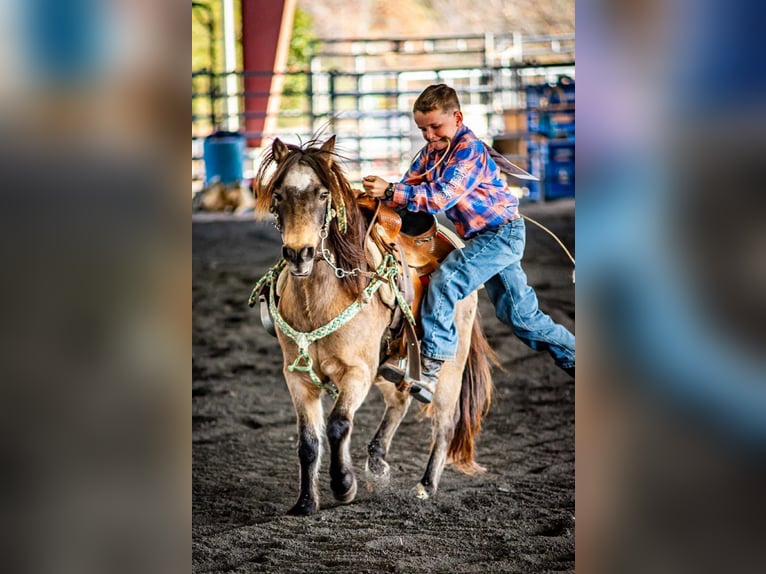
[412, 137, 452, 179]
[248, 253, 414, 399]
[520, 213, 576, 283]
[520, 214, 576, 264]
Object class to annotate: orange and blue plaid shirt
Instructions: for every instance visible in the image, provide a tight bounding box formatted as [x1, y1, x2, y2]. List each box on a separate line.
[388, 124, 519, 239]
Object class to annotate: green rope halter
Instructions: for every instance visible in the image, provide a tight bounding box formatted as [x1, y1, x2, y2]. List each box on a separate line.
[248, 259, 286, 308]
[248, 253, 410, 399]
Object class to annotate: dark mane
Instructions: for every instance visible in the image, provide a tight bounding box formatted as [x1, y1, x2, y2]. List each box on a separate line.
[254, 139, 368, 297]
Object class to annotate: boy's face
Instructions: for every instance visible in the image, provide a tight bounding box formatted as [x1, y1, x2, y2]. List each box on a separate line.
[414, 107, 463, 151]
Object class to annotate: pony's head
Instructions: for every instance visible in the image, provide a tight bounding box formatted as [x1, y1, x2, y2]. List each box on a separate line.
[254, 136, 367, 294]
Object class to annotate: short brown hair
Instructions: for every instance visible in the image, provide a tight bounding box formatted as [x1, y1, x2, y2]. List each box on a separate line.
[413, 84, 461, 114]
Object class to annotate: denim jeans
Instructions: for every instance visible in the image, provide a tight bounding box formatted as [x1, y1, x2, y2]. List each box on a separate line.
[420, 218, 575, 370]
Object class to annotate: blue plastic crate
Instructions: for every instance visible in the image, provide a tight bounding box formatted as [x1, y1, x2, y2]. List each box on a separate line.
[523, 139, 548, 201]
[525, 76, 575, 138]
[545, 139, 575, 199]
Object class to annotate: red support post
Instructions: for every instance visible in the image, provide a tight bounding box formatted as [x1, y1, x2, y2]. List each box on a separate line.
[241, 0, 296, 147]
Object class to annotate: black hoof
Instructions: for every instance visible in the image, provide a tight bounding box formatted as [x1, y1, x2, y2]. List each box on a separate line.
[331, 473, 357, 503]
[286, 498, 318, 516]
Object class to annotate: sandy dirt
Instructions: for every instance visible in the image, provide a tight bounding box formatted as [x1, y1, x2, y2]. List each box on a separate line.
[192, 199, 575, 573]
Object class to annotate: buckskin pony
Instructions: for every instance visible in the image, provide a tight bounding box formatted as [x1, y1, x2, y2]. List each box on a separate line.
[251, 135, 495, 515]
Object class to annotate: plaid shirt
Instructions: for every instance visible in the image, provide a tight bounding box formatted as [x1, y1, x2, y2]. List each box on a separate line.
[388, 124, 519, 239]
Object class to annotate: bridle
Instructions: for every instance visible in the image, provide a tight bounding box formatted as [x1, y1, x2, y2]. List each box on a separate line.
[269, 176, 364, 279]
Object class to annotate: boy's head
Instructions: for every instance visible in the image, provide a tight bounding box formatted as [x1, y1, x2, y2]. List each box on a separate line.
[412, 84, 464, 151]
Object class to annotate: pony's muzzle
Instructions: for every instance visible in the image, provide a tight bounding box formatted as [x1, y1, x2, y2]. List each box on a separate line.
[282, 245, 315, 276]
[283, 245, 314, 263]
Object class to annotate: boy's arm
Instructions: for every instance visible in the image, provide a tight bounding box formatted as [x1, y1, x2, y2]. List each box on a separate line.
[360, 147, 429, 201]
[390, 141, 483, 214]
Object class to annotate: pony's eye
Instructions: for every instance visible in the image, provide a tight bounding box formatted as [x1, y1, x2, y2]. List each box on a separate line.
[273, 192, 283, 202]
[319, 191, 329, 201]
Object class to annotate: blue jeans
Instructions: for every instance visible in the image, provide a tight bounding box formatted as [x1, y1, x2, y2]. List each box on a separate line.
[420, 218, 575, 370]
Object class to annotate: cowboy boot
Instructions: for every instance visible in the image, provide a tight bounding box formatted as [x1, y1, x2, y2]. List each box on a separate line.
[409, 356, 443, 404]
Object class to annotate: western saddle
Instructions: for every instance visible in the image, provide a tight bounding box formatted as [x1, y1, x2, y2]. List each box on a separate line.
[356, 195, 463, 392]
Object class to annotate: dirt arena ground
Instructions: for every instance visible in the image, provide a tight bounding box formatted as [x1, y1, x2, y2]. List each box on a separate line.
[193, 199, 575, 573]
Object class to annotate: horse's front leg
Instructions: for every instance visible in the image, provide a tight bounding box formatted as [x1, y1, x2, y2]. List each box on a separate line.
[285, 375, 324, 516]
[325, 364, 372, 504]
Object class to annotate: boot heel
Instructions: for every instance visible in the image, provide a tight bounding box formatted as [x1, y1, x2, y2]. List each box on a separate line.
[409, 384, 433, 404]
[377, 357, 407, 384]
[378, 363, 405, 384]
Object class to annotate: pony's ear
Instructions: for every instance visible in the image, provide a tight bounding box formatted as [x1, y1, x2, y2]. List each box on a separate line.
[272, 138, 289, 164]
[319, 135, 336, 167]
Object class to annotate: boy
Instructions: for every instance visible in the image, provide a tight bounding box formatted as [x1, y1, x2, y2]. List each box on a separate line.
[362, 84, 575, 403]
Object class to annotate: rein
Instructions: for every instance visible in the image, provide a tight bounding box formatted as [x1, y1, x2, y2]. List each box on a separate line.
[408, 137, 452, 180]
[520, 213, 576, 283]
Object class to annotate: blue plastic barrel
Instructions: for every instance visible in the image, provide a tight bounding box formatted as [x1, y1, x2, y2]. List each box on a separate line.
[203, 131, 245, 185]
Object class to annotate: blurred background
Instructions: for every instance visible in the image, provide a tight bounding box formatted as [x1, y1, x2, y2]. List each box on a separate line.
[577, 0, 766, 572]
[0, 1, 187, 573]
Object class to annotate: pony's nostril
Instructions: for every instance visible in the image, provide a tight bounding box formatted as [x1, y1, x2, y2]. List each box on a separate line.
[283, 246, 313, 264]
[282, 246, 296, 261]
[300, 246, 314, 262]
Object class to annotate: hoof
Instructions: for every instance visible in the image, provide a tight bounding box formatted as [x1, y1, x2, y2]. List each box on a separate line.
[366, 457, 390, 479]
[331, 475, 357, 503]
[364, 459, 391, 492]
[286, 498, 318, 516]
[411, 483, 432, 500]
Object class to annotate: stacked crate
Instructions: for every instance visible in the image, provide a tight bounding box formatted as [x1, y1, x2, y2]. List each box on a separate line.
[525, 76, 575, 200]
[492, 76, 575, 201]
[491, 109, 543, 200]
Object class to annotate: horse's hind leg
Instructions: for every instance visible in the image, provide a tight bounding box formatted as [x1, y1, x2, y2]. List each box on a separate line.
[412, 363, 462, 499]
[326, 366, 370, 504]
[285, 378, 324, 516]
[365, 379, 411, 490]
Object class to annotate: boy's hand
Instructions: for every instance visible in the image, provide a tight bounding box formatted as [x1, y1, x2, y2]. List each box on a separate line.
[362, 175, 388, 198]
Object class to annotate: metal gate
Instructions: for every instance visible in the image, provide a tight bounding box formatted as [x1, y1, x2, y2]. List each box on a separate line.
[192, 33, 574, 198]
